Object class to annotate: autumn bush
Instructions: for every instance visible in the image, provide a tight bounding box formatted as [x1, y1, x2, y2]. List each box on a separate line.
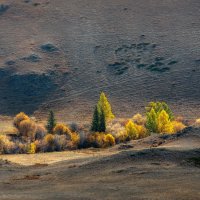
[115, 130, 129, 143]
[53, 123, 71, 137]
[132, 113, 146, 125]
[105, 134, 115, 146]
[27, 142, 36, 154]
[194, 118, 200, 127]
[87, 132, 115, 148]
[35, 124, 47, 140]
[67, 132, 80, 149]
[125, 120, 148, 140]
[0, 135, 15, 154]
[171, 121, 186, 133]
[18, 119, 37, 140]
[13, 112, 30, 129]
[157, 110, 174, 134]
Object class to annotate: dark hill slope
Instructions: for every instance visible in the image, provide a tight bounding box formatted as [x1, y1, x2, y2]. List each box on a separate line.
[0, 0, 200, 121]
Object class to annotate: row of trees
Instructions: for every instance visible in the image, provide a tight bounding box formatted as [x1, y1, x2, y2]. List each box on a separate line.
[91, 92, 185, 135]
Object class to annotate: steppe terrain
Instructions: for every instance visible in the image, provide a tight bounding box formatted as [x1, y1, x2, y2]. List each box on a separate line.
[0, 127, 200, 200]
[0, 0, 200, 121]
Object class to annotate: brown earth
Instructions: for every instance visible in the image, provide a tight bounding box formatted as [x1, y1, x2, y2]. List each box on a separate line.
[0, 0, 200, 121]
[0, 127, 200, 200]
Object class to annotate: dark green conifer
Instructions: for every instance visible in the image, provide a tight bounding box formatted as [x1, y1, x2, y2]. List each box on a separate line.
[46, 110, 56, 133]
[99, 109, 106, 132]
[91, 105, 100, 132]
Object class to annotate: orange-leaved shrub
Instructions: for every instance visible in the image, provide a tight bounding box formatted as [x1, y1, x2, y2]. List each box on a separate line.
[88, 132, 115, 148]
[13, 112, 30, 129]
[53, 123, 71, 136]
[18, 119, 37, 140]
[68, 132, 80, 149]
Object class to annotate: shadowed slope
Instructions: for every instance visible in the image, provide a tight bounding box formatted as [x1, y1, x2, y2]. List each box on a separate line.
[0, 0, 200, 120]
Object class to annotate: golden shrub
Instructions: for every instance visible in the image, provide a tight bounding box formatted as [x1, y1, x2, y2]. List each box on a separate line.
[94, 133, 106, 148]
[136, 125, 148, 139]
[132, 113, 146, 125]
[13, 112, 30, 129]
[157, 110, 174, 134]
[104, 134, 115, 146]
[125, 120, 138, 140]
[18, 119, 37, 140]
[53, 123, 71, 136]
[125, 120, 148, 140]
[68, 132, 80, 149]
[87, 132, 115, 148]
[27, 142, 36, 154]
[0, 135, 15, 154]
[44, 134, 55, 146]
[172, 121, 186, 133]
[115, 130, 129, 143]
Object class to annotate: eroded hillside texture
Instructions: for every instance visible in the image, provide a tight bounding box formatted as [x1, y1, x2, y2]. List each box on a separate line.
[0, 0, 200, 121]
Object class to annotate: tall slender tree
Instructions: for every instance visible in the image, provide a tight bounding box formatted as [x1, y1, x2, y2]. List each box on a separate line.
[91, 92, 114, 132]
[99, 109, 106, 132]
[91, 105, 100, 132]
[46, 110, 56, 133]
[97, 92, 115, 122]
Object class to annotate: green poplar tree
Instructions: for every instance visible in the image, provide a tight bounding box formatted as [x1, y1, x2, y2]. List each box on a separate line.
[146, 108, 158, 133]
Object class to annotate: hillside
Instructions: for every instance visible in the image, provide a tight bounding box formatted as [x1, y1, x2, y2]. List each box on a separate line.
[0, 0, 200, 121]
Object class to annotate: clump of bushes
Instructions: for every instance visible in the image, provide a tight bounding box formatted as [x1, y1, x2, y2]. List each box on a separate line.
[0, 93, 189, 154]
[125, 120, 148, 139]
[145, 102, 185, 134]
[0, 111, 81, 154]
[88, 132, 115, 148]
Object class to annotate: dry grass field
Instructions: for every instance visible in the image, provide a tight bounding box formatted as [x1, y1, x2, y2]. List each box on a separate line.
[0, 127, 200, 200]
[0, 0, 200, 121]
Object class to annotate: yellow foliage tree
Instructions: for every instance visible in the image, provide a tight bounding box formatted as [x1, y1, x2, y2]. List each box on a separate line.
[97, 92, 115, 121]
[157, 110, 174, 134]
